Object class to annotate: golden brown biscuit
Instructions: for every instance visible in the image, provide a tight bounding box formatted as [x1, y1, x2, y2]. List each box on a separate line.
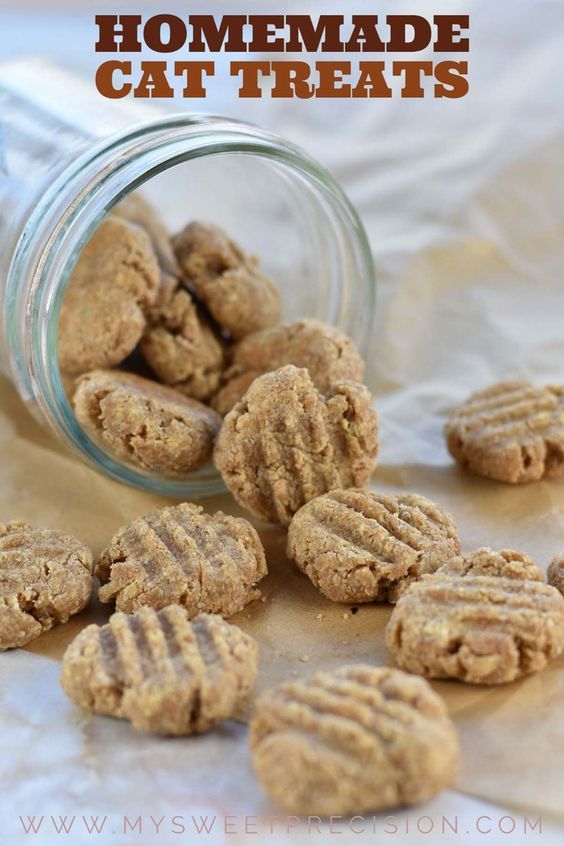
[61, 607, 258, 735]
[214, 365, 379, 526]
[58, 217, 160, 375]
[172, 221, 281, 339]
[0, 521, 93, 650]
[112, 192, 180, 278]
[140, 287, 225, 402]
[73, 370, 221, 475]
[547, 554, 564, 596]
[445, 380, 564, 483]
[212, 319, 365, 415]
[386, 553, 564, 684]
[249, 664, 459, 815]
[96, 502, 267, 616]
[287, 489, 461, 603]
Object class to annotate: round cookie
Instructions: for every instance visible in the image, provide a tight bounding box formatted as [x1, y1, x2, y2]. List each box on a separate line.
[73, 370, 222, 475]
[58, 217, 160, 375]
[96, 502, 267, 616]
[444, 380, 564, 483]
[0, 521, 93, 650]
[287, 489, 461, 603]
[249, 664, 459, 815]
[172, 221, 281, 339]
[214, 365, 379, 527]
[140, 287, 225, 402]
[212, 319, 365, 415]
[386, 549, 564, 684]
[547, 554, 564, 596]
[61, 607, 258, 735]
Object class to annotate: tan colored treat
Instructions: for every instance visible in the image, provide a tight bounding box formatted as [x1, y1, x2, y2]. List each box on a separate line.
[61, 607, 258, 735]
[140, 287, 225, 402]
[174, 219, 243, 277]
[386, 561, 564, 685]
[58, 217, 160, 375]
[112, 192, 180, 277]
[287, 489, 461, 604]
[445, 380, 564, 483]
[73, 370, 221, 475]
[212, 319, 365, 415]
[436, 547, 544, 582]
[214, 365, 379, 527]
[0, 521, 93, 651]
[249, 664, 458, 815]
[96, 502, 267, 616]
[172, 221, 281, 339]
[547, 554, 564, 596]
[145, 271, 180, 324]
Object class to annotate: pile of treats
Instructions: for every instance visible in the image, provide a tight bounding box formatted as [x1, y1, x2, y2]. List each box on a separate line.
[58, 193, 374, 480]
[1, 192, 563, 817]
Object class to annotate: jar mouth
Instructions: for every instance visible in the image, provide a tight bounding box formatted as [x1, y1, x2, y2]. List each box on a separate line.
[6, 114, 375, 498]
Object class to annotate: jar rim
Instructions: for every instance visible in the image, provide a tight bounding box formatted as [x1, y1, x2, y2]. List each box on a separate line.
[5, 113, 375, 497]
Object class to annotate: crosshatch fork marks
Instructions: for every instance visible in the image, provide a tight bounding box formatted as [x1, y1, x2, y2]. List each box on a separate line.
[287, 489, 461, 604]
[61, 607, 259, 735]
[95, 502, 267, 618]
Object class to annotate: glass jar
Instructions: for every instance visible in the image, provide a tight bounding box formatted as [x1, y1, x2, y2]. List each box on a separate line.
[0, 58, 375, 498]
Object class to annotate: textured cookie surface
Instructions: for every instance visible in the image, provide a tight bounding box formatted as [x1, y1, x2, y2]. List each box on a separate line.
[445, 380, 564, 483]
[287, 489, 460, 603]
[141, 287, 225, 401]
[547, 555, 564, 596]
[172, 221, 281, 339]
[249, 664, 458, 815]
[212, 319, 364, 415]
[214, 365, 379, 526]
[0, 521, 93, 650]
[61, 607, 258, 734]
[436, 547, 544, 582]
[386, 559, 564, 684]
[96, 502, 267, 616]
[73, 370, 221, 475]
[58, 217, 160, 375]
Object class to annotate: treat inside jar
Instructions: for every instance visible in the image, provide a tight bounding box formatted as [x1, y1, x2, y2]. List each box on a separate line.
[57, 191, 372, 485]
